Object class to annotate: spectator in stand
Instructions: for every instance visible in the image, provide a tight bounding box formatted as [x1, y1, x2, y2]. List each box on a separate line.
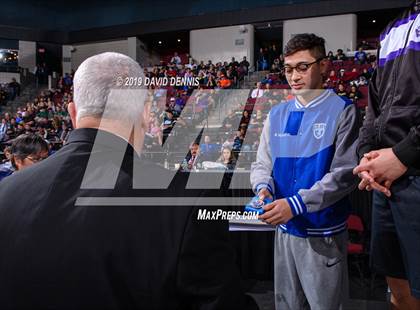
[354, 47, 368, 64]
[0, 134, 49, 181]
[185, 57, 195, 70]
[336, 83, 348, 97]
[0, 118, 8, 142]
[264, 83, 272, 96]
[9, 78, 20, 101]
[63, 73, 73, 87]
[251, 82, 264, 99]
[327, 51, 335, 61]
[222, 110, 240, 131]
[200, 135, 219, 161]
[338, 68, 347, 80]
[249, 110, 265, 129]
[242, 110, 251, 125]
[240, 56, 250, 74]
[216, 146, 236, 170]
[197, 60, 206, 71]
[361, 67, 372, 80]
[229, 57, 239, 68]
[326, 70, 339, 86]
[170, 52, 182, 65]
[218, 74, 232, 89]
[0, 146, 13, 181]
[335, 49, 348, 61]
[350, 73, 369, 87]
[348, 85, 362, 103]
[232, 126, 246, 154]
[181, 142, 201, 171]
[347, 67, 360, 82]
[257, 47, 268, 71]
[261, 74, 273, 85]
[1, 146, 11, 164]
[35, 63, 48, 84]
[162, 110, 176, 139]
[268, 45, 278, 68]
[270, 62, 281, 74]
[279, 54, 285, 66]
[226, 67, 238, 86]
[58, 121, 71, 143]
[357, 40, 374, 50]
[206, 74, 217, 88]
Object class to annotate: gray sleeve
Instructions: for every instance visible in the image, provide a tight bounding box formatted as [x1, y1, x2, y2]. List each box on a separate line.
[291, 104, 360, 214]
[250, 112, 275, 195]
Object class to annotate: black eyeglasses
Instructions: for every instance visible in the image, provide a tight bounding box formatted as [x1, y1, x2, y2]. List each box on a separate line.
[282, 58, 324, 75]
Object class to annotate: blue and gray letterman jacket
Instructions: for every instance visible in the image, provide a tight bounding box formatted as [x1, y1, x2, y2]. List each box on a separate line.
[251, 90, 359, 238]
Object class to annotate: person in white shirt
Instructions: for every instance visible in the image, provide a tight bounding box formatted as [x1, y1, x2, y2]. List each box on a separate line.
[170, 52, 182, 65]
[250, 82, 264, 99]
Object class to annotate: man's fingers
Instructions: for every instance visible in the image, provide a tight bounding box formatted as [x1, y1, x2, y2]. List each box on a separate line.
[262, 201, 275, 211]
[357, 172, 391, 196]
[261, 213, 283, 225]
[358, 178, 370, 190]
[359, 171, 375, 183]
[384, 180, 393, 189]
[259, 205, 277, 220]
[364, 151, 380, 160]
[369, 181, 391, 196]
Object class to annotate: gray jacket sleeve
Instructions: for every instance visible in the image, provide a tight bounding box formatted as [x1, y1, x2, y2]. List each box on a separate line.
[250, 112, 275, 195]
[292, 104, 360, 214]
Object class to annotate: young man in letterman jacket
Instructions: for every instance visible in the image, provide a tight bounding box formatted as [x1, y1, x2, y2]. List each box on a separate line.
[354, 1, 420, 309]
[251, 33, 359, 310]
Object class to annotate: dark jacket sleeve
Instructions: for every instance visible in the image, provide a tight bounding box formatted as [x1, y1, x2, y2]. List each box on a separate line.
[357, 69, 380, 160]
[176, 206, 258, 310]
[393, 123, 420, 169]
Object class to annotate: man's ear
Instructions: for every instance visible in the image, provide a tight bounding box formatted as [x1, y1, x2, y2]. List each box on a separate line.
[68, 101, 77, 129]
[320, 58, 329, 76]
[141, 99, 152, 131]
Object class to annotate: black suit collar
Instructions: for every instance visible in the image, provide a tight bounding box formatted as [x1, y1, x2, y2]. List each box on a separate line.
[67, 128, 134, 153]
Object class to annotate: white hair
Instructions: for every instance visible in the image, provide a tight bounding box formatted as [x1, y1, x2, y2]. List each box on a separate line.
[73, 52, 146, 123]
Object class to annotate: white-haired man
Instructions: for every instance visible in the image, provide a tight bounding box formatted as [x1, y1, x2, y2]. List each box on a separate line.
[0, 52, 257, 310]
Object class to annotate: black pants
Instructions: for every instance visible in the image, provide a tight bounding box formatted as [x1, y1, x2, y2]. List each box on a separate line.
[371, 176, 420, 298]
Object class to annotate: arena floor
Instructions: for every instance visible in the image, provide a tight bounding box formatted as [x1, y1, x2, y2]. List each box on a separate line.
[248, 277, 388, 310]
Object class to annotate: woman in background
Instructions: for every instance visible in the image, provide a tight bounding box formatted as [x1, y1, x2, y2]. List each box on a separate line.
[217, 146, 236, 170]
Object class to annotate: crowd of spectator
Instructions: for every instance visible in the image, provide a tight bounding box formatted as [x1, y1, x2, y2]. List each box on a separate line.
[255, 47, 376, 108]
[0, 74, 73, 162]
[0, 45, 377, 174]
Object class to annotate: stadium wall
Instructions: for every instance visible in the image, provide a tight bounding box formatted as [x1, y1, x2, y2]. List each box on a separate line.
[190, 25, 254, 67]
[18, 40, 36, 71]
[283, 14, 357, 53]
[71, 39, 129, 70]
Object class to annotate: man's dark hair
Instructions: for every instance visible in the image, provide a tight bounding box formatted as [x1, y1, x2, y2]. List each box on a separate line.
[284, 33, 326, 59]
[10, 134, 48, 160]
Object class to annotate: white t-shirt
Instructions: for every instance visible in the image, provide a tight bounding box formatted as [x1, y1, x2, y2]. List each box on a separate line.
[251, 88, 264, 98]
